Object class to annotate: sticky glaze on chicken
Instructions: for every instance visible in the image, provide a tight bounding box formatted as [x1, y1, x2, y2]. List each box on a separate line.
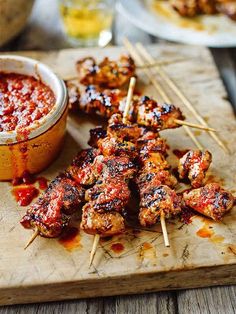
[183, 183, 235, 221]
[134, 96, 184, 131]
[76, 55, 136, 88]
[139, 185, 182, 226]
[80, 155, 136, 236]
[136, 130, 181, 226]
[20, 173, 85, 237]
[171, 0, 236, 20]
[67, 82, 186, 132]
[20, 149, 98, 238]
[178, 150, 212, 188]
[96, 114, 142, 159]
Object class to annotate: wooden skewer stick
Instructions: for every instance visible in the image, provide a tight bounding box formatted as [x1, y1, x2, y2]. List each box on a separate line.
[24, 228, 39, 250]
[174, 119, 216, 132]
[135, 42, 229, 153]
[89, 234, 100, 267]
[123, 38, 203, 151]
[123, 77, 137, 123]
[89, 76, 137, 267]
[160, 210, 170, 247]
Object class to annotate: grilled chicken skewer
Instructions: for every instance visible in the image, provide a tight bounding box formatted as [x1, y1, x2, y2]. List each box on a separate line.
[135, 130, 182, 246]
[88, 77, 137, 266]
[21, 148, 99, 247]
[67, 82, 216, 132]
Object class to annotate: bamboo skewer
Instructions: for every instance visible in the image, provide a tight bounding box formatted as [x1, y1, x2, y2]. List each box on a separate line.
[24, 228, 39, 250]
[89, 234, 100, 267]
[135, 42, 229, 153]
[89, 76, 137, 267]
[160, 211, 170, 247]
[123, 38, 203, 151]
[174, 119, 216, 132]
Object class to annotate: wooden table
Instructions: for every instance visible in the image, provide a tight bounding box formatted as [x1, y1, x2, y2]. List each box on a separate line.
[0, 0, 235, 313]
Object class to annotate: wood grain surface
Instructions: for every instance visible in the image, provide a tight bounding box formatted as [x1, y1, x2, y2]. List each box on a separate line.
[0, 44, 235, 306]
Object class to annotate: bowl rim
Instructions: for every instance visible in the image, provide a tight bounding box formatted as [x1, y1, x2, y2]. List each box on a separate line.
[0, 55, 68, 145]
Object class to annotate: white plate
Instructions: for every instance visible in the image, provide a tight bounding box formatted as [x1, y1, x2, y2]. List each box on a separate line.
[118, 0, 236, 47]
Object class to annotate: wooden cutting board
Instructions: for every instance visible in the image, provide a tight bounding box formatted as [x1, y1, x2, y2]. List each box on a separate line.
[0, 44, 236, 306]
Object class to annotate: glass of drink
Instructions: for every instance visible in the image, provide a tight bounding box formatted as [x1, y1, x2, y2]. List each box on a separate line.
[59, 0, 115, 47]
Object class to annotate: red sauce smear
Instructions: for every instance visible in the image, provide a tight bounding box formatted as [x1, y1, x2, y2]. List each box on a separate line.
[110, 242, 124, 253]
[12, 185, 39, 206]
[142, 242, 152, 250]
[173, 149, 189, 159]
[11, 171, 48, 206]
[0, 73, 55, 135]
[196, 226, 213, 238]
[37, 177, 48, 190]
[58, 227, 81, 251]
[180, 207, 195, 224]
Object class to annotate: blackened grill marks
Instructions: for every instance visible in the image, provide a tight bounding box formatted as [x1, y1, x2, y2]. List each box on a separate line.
[20, 149, 99, 237]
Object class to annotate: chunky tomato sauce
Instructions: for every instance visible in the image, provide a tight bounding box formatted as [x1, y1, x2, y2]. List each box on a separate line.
[0, 73, 55, 132]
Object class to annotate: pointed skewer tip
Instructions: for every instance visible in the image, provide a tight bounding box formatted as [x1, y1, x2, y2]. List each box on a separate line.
[89, 234, 100, 267]
[24, 228, 39, 250]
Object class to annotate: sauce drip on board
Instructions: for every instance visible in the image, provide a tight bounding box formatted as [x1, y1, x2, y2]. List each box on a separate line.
[12, 185, 39, 206]
[58, 227, 81, 251]
[11, 171, 48, 206]
[110, 242, 124, 253]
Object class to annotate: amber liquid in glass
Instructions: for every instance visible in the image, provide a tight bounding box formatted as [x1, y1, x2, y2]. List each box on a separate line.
[60, 0, 113, 46]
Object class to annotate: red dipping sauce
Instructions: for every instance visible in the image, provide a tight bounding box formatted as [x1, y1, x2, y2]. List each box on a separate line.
[0, 73, 55, 132]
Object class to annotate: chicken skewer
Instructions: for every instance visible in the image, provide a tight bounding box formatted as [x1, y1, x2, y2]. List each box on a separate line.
[22, 148, 99, 248]
[67, 82, 216, 133]
[89, 77, 137, 266]
[135, 130, 181, 246]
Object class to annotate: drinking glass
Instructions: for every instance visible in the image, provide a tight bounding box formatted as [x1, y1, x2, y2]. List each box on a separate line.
[59, 0, 115, 47]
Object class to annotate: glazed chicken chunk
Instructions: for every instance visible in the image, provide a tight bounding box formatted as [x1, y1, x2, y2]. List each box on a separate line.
[76, 55, 136, 88]
[178, 150, 212, 188]
[183, 183, 235, 221]
[139, 185, 182, 226]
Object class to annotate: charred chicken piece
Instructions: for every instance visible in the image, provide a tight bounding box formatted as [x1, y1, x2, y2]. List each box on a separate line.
[79, 85, 126, 117]
[81, 155, 136, 236]
[107, 114, 142, 141]
[178, 150, 212, 188]
[136, 128, 179, 226]
[76, 55, 136, 88]
[171, 0, 216, 17]
[171, 0, 200, 17]
[199, 0, 217, 14]
[93, 155, 136, 180]
[183, 183, 235, 221]
[88, 126, 107, 148]
[20, 174, 85, 238]
[135, 96, 184, 131]
[67, 148, 100, 186]
[85, 178, 131, 213]
[97, 136, 138, 159]
[139, 185, 182, 226]
[217, 1, 236, 20]
[81, 204, 125, 236]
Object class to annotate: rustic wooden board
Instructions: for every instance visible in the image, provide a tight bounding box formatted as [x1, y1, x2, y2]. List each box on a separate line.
[0, 44, 235, 306]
